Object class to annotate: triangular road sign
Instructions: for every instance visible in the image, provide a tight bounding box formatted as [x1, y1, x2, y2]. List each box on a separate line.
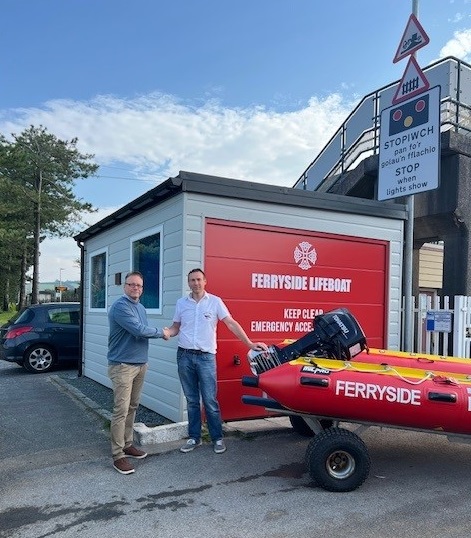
[393, 13, 430, 63]
[392, 55, 430, 104]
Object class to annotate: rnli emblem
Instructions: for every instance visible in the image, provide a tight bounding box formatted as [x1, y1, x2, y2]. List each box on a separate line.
[294, 241, 317, 270]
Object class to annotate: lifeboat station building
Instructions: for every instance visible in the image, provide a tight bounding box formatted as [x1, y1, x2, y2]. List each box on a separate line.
[75, 171, 406, 423]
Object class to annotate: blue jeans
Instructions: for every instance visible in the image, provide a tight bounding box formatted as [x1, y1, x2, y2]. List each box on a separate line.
[177, 349, 223, 442]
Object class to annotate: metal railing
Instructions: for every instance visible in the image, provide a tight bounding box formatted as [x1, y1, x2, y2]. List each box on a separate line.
[401, 294, 471, 358]
[295, 57, 471, 192]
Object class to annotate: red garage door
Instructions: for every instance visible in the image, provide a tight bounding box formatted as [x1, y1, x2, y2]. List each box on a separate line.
[204, 218, 389, 420]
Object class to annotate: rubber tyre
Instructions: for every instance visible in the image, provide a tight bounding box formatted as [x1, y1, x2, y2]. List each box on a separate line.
[23, 345, 55, 373]
[289, 415, 334, 437]
[305, 427, 370, 492]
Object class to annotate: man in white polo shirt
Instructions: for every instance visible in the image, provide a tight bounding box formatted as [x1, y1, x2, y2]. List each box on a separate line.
[168, 268, 267, 454]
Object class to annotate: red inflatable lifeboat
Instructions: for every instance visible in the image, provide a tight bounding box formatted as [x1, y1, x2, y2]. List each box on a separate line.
[241, 308, 471, 492]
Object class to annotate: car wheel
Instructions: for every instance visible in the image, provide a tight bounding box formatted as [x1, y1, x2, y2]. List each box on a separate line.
[23, 345, 56, 373]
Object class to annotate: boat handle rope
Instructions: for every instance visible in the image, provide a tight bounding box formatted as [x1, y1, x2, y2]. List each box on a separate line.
[307, 359, 437, 385]
[382, 366, 435, 385]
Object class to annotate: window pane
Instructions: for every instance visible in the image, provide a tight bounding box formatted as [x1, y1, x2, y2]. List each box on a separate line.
[49, 308, 77, 325]
[15, 308, 35, 324]
[91, 252, 106, 308]
[132, 232, 160, 309]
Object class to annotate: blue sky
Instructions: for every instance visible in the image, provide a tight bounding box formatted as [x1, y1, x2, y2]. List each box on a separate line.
[1, 0, 470, 281]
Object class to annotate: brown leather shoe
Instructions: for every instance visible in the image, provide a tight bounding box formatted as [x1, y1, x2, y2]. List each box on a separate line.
[124, 445, 148, 459]
[113, 457, 135, 475]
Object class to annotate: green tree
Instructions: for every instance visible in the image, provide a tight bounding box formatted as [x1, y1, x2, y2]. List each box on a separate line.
[0, 146, 29, 310]
[0, 125, 98, 306]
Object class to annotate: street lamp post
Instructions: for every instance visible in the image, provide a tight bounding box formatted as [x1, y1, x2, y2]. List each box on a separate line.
[59, 268, 65, 302]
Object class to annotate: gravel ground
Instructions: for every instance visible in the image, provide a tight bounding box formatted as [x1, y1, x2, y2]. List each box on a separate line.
[55, 370, 172, 427]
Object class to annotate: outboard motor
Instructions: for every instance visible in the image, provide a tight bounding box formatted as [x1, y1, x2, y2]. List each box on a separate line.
[248, 308, 368, 375]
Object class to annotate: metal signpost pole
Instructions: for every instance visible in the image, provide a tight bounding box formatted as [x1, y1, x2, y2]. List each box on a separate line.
[403, 0, 420, 352]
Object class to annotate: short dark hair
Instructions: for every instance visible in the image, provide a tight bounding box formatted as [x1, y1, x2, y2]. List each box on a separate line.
[188, 268, 205, 278]
[125, 271, 144, 282]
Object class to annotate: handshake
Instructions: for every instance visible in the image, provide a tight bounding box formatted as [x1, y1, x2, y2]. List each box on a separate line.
[161, 327, 172, 340]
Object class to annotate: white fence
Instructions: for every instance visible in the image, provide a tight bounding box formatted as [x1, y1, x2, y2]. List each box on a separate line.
[401, 295, 471, 358]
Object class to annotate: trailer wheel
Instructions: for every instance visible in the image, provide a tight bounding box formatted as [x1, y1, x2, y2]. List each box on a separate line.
[305, 427, 370, 492]
[289, 415, 334, 437]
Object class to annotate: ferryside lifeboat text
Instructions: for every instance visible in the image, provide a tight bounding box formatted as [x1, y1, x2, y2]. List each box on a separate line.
[251, 273, 352, 293]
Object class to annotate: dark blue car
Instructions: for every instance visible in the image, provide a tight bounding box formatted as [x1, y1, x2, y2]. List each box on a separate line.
[0, 302, 80, 373]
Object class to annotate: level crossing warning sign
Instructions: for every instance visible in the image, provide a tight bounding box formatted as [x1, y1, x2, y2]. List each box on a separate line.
[378, 85, 441, 201]
[392, 55, 430, 104]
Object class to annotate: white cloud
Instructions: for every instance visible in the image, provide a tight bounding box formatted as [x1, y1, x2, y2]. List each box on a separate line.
[1, 91, 356, 282]
[439, 28, 471, 62]
[0, 92, 354, 186]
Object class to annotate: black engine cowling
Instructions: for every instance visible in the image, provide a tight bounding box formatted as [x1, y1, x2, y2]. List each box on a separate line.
[248, 308, 368, 375]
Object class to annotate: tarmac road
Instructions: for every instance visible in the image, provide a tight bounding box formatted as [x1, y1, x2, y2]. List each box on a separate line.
[1, 360, 471, 538]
